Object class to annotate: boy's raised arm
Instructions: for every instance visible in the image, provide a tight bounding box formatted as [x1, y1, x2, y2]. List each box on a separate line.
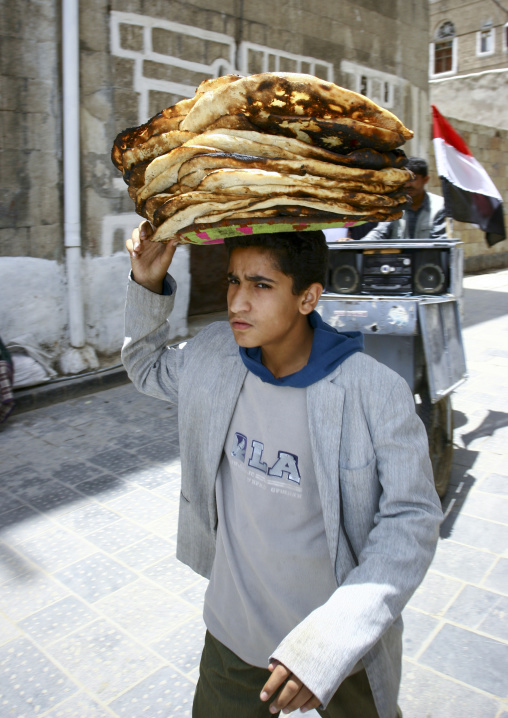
[122, 221, 184, 405]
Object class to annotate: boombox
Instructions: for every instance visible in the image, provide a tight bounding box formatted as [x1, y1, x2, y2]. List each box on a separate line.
[325, 239, 462, 297]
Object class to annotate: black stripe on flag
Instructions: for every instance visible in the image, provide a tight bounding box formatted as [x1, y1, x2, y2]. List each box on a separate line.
[441, 177, 506, 247]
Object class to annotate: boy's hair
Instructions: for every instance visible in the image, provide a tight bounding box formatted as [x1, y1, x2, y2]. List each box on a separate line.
[224, 230, 329, 295]
[406, 157, 428, 178]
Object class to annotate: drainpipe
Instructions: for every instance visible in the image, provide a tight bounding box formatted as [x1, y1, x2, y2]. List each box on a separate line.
[62, 0, 85, 349]
[59, 0, 98, 374]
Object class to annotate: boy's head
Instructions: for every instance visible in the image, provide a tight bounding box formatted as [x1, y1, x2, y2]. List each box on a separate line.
[224, 230, 329, 295]
[224, 230, 328, 352]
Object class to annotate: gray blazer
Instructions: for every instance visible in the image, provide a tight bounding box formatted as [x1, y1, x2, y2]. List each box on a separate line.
[122, 275, 442, 717]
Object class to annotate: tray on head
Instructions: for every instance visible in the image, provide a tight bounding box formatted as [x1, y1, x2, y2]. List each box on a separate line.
[174, 215, 367, 245]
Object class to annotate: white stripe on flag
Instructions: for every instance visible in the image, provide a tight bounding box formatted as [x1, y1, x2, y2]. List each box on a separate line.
[433, 137, 502, 201]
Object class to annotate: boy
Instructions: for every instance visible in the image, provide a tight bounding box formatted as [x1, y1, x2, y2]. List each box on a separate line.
[122, 221, 442, 718]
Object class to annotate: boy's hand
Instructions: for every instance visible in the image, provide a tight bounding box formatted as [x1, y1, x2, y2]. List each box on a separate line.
[260, 660, 321, 714]
[126, 220, 179, 294]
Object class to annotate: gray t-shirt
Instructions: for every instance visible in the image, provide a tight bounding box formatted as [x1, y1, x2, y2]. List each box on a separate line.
[203, 372, 338, 667]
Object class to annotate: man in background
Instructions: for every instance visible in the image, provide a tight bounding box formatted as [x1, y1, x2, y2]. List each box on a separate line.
[363, 157, 447, 240]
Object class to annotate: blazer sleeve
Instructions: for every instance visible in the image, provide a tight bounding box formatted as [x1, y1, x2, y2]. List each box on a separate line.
[122, 272, 186, 405]
[270, 376, 443, 707]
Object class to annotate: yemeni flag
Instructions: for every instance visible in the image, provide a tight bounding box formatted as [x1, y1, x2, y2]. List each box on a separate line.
[432, 105, 506, 246]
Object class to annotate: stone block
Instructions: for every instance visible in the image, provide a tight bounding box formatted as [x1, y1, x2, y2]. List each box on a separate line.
[0, 3, 23, 38]
[81, 50, 110, 95]
[80, 0, 109, 53]
[112, 0, 142, 12]
[242, 21, 268, 47]
[29, 223, 62, 260]
[112, 89, 139, 131]
[142, 60, 208, 89]
[35, 41, 58, 83]
[25, 111, 58, 152]
[27, 185, 61, 228]
[83, 89, 114, 125]
[183, 0, 236, 15]
[0, 110, 26, 150]
[205, 40, 233, 65]
[0, 74, 24, 112]
[27, 151, 59, 188]
[152, 27, 180, 57]
[179, 34, 207, 64]
[83, 155, 115, 195]
[0, 150, 29, 190]
[26, 2, 57, 42]
[112, 57, 135, 91]
[81, 108, 108, 156]
[118, 22, 144, 54]
[0, 36, 39, 78]
[0, 226, 30, 257]
[84, 187, 116, 255]
[23, 79, 54, 115]
[0, 188, 27, 229]
[148, 90, 183, 118]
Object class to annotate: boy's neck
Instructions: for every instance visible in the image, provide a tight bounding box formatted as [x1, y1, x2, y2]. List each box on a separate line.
[260, 318, 314, 379]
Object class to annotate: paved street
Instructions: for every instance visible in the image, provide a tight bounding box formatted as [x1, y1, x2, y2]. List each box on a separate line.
[1, 269, 507, 718]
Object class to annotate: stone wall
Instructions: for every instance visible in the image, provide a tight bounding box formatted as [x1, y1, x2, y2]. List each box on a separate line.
[0, 0, 62, 261]
[1, 0, 432, 363]
[427, 117, 508, 273]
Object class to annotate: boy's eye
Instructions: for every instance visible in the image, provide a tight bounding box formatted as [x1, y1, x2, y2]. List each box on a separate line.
[227, 277, 239, 285]
[256, 283, 271, 289]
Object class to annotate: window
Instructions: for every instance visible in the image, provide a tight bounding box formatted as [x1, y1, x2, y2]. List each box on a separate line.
[477, 21, 495, 56]
[504, 22, 508, 52]
[432, 21, 457, 76]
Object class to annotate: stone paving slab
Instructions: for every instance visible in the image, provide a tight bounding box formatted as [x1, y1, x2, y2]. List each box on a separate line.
[0, 271, 507, 717]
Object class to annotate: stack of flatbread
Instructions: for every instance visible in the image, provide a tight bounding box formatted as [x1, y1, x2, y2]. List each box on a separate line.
[111, 73, 414, 242]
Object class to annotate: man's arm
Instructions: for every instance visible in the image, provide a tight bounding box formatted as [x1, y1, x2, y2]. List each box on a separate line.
[430, 206, 448, 239]
[360, 220, 395, 240]
[264, 376, 442, 709]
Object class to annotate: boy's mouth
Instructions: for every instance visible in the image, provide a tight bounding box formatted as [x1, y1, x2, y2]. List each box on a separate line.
[230, 318, 252, 330]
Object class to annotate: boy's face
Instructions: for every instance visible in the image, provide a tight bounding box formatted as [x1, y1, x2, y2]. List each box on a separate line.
[227, 246, 315, 350]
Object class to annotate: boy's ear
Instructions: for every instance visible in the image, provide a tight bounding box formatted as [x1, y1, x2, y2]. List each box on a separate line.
[299, 282, 323, 315]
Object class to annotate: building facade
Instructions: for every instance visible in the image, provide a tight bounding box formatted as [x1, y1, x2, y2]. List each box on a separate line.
[429, 0, 508, 128]
[428, 0, 508, 271]
[1, 0, 430, 370]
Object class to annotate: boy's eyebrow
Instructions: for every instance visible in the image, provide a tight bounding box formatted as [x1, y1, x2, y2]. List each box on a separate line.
[227, 272, 278, 284]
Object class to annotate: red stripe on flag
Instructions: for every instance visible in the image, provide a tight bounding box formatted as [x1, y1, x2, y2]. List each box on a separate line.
[432, 105, 473, 157]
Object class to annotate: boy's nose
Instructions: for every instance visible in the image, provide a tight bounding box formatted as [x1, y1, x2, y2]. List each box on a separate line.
[228, 285, 250, 313]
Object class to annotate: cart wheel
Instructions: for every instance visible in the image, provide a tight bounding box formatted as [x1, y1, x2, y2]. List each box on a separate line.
[417, 387, 454, 498]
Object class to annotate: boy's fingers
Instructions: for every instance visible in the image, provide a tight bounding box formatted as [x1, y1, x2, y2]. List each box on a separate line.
[139, 220, 153, 240]
[300, 695, 322, 713]
[260, 664, 290, 701]
[269, 676, 306, 713]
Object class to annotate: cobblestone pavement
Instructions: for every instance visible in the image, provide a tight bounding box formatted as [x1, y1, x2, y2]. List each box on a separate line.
[1, 270, 507, 718]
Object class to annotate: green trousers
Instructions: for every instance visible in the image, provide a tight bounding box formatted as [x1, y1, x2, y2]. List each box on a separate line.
[193, 631, 383, 718]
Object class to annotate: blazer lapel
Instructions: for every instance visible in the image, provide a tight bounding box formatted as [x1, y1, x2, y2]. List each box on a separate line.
[206, 354, 248, 527]
[307, 376, 345, 567]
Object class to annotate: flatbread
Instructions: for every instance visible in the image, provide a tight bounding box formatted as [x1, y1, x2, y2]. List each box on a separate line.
[176, 154, 410, 191]
[152, 193, 403, 242]
[180, 73, 413, 140]
[196, 169, 408, 206]
[122, 131, 197, 172]
[135, 146, 222, 209]
[247, 114, 406, 152]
